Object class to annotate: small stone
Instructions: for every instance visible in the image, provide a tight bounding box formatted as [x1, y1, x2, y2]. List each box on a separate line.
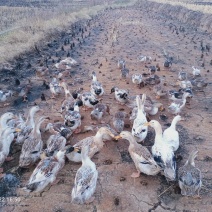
[114, 197, 120, 206]
[120, 177, 126, 182]
[140, 181, 148, 186]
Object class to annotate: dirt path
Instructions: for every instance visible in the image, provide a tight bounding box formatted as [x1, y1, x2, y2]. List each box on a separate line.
[1, 5, 212, 212]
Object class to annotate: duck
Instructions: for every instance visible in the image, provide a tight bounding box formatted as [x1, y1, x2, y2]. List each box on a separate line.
[132, 74, 143, 86]
[45, 122, 73, 140]
[131, 95, 148, 143]
[163, 115, 182, 152]
[176, 80, 192, 89]
[113, 111, 126, 133]
[0, 127, 21, 178]
[19, 116, 49, 168]
[144, 120, 176, 181]
[45, 131, 67, 157]
[0, 90, 13, 102]
[64, 104, 81, 133]
[59, 81, 72, 99]
[129, 99, 163, 121]
[117, 59, 126, 69]
[66, 127, 115, 163]
[120, 68, 130, 80]
[55, 57, 77, 70]
[90, 71, 104, 96]
[115, 131, 161, 178]
[59, 81, 83, 112]
[110, 86, 129, 104]
[148, 66, 158, 75]
[71, 145, 98, 204]
[90, 103, 110, 123]
[0, 112, 16, 134]
[144, 74, 160, 85]
[178, 150, 202, 197]
[168, 88, 193, 101]
[178, 70, 187, 81]
[168, 92, 190, 115]
[49, 78, 62, 98]
[153, 78, 167, 99]
[80, 92, 99, 110]
[192, 66, 201, 76]
[191, 78, 208, 90]
[163, 58, 172, 68]
[137, 55, 152, 62]
[16, 105, 41, 144]
[24, 149, 67, 193]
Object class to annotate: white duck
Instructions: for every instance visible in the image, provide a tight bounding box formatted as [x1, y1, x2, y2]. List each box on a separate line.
[163, 115, 182, 152]
[0, 127, 21, 178]
[24, 149, 66, 193]
[117, 59, 126, 69]
[115, 131, 161, 178]
[64, 104, 81, 133]
[90, 71, 104, 96]
[192, 66, 201, 76]
[132, 74, 143, 86]
[144, 120, 176, 181]
[110, 86, 129, 104]
[0, 90, 13, 102]
[0, 112, 16, 134]
[49, 77, 62, 98]
[168, 92, 190, 115]
[132, 95, 148, 143]
[72, 145, 98, 204]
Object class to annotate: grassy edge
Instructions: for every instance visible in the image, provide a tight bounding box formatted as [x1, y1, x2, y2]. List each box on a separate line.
[147, 0, 212, 14]
[0, 0, 137, 64]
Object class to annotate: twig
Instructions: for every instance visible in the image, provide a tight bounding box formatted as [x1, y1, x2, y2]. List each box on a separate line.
[158, 184, 174, 197]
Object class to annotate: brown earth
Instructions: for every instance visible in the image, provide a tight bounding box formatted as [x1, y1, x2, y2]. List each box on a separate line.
[0, 4, 212, 212]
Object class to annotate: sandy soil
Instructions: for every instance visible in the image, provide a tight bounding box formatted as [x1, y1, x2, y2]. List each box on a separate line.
[0, 5, 212, 212]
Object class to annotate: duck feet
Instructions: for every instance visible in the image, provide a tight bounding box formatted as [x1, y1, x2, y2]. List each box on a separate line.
[131, 171, 140, 178]
[85, 196, 95, 204]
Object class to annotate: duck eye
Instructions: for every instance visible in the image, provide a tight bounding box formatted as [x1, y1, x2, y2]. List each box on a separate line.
[31, 151, 39, 154]
[142, 129, 146, 132]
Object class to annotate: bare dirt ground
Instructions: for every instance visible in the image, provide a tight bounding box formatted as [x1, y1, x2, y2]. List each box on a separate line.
[0, 4, 212, 212]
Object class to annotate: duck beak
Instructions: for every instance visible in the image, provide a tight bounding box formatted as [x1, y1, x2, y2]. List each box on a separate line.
[15, 128, 22, 132]
[74, 147, 81, 153]
[159, 105, 165, 112]
[143, 122, 150, 126]
[114, 135, 122, 140]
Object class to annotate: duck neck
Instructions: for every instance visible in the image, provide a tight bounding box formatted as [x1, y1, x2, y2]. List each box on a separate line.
[94, 132, 104, 146]
[92, 74, 97, 82]
[33, 120, 43, 138]
[0, 118, 8, 130]
[2, 130, 14, 148]
[170, 117, 179, 130]
[154, 124, 163, 144]
[26, 109, 37, 126]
